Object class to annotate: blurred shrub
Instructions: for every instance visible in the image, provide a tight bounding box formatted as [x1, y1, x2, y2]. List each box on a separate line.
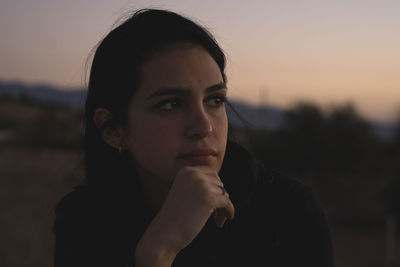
[239, 101, 400, 225]
[0, 94, 83, 148]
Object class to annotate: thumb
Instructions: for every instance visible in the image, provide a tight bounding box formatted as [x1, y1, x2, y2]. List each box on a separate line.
[212, 209, 228, 228]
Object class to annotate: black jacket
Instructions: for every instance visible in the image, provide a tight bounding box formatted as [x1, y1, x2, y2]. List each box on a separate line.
[54, 143, 333, 267]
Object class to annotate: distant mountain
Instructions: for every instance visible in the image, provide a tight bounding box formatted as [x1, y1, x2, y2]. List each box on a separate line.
[0, 81, 86, 108]
[370, 121, 397, 140]
[0, 81, 396, 139]
[225, 101, 284, 130]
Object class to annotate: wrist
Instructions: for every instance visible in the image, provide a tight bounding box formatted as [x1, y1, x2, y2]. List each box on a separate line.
[135, 236, 179, 267]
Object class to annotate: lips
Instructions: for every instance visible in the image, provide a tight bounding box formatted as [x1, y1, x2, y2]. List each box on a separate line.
[177, 148, 217, 165]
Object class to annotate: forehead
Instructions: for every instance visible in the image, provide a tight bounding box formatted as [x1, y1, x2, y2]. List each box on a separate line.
[136, 44, 224, 96]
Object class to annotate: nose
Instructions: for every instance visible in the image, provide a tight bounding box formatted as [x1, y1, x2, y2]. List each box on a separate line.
[184, 104, 213, 139]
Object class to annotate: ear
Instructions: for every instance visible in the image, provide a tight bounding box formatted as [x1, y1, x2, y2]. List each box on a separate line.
[93, 108, 125, 150]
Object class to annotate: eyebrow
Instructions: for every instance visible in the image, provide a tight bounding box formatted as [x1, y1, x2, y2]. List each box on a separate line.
[146, 82, 227, 100]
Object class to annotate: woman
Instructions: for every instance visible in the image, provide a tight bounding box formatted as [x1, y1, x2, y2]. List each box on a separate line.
[54, 9, 333, 267]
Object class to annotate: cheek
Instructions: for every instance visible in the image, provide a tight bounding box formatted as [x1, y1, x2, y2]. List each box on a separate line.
[125, 116, 184, 182]
[214, 111, 228, 140]
[213, 111, 228, 165]
[125, 116, 181, 162]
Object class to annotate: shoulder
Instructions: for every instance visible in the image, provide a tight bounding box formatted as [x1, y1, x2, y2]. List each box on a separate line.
[222, 140, 329, 233]
[247, 162, 333, 266]
[53, 184, 97, 234]
[255, 167, 333, 265]
[55, 184, 94, 212]
[53, 182, 148, 240]
[221, 141, 321, 216]
[257, 167, 320, 212]
[251, 165, 328, 232]
[53, 185, 138, 266]
[221, 143, 333, 265]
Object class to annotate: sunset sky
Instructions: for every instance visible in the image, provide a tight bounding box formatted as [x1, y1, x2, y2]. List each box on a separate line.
[1, 0, 399, 123]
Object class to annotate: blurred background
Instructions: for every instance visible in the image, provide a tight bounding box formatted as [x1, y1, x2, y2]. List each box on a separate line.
[1, 0, 399, 266]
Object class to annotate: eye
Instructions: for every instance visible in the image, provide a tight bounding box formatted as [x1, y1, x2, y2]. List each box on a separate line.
[205, 94, 227, 108]
[155, 98, 181, 111]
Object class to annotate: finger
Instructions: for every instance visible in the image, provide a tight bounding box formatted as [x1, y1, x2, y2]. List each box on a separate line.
[212, 193, 235, 221]
[188, 166, 223, 184]
[180, 165, 218, 176]
[212, 210, 218, 219]
[212, 209, 226, 228]
[223, 198, 235, 220]
[208, 182, 227, 195]
[214, 212, 227, 228]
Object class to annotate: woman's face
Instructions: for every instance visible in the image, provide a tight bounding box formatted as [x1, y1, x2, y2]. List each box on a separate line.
[123, 44, 228, 185]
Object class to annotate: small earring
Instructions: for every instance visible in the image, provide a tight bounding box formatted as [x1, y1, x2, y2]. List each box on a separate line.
[118, 143, 123, 153]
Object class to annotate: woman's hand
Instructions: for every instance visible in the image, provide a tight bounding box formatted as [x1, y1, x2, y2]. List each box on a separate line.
[156, 166, 235, 246]
[135, 166, 235, 267]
